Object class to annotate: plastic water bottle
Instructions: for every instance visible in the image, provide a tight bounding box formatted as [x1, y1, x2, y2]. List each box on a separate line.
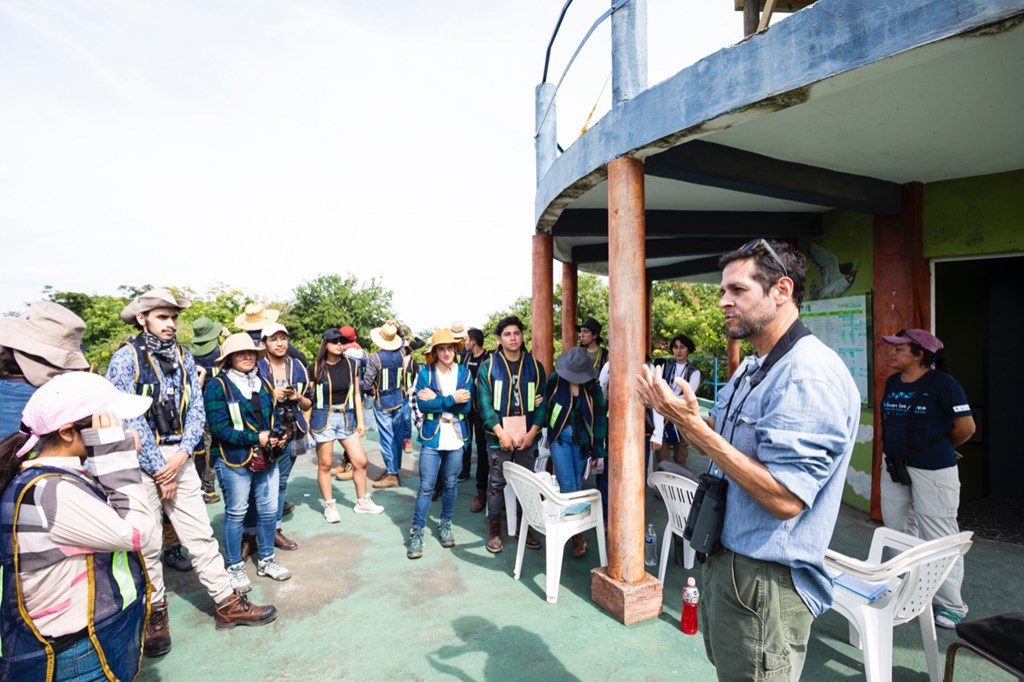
[644, 523, 658, 567]
[680, 576, 700, 635]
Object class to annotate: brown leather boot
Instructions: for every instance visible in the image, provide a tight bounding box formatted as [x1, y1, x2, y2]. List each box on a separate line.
[143, 599, 171, 657]
[214, 591, 278, 630]
[372, 473, 400, 489]
[486, 519, 503, 553]
[274, 529, 298, 551]
[571, 533, 588, 559]
[518, 512, 542, 550]
[240, 533, 257, 562]
[469, 488, 485, 513]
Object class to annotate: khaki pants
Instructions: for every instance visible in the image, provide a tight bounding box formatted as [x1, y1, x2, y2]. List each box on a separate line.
[142, 445, 232, 604]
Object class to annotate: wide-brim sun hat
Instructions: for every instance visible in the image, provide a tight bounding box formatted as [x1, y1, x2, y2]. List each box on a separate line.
[234, 303, 280, 331]
[190, 317, 224, 356]
[0, 301, 90, 386]
[214, 333, 266, 368]
[423, 328, 464, 364]
[555, 346, 597, 384]
[370, 320, 404, 351]
[17, 371, 152, 458]
[450, 320, 468, 340]
[119, 288, 191, 326]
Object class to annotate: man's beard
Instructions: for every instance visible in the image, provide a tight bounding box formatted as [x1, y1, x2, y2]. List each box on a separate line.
[726, 300, 775, 340]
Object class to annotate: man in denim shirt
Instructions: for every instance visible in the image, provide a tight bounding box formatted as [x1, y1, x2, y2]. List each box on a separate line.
[638, 240, 859, 681]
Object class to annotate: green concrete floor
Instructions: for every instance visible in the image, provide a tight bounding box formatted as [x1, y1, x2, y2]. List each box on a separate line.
[141, 438, 1023, 681]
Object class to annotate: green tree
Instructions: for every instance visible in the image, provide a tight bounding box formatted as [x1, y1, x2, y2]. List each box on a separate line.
[288, 274, 396, 359]
[480, 295, 533, 352]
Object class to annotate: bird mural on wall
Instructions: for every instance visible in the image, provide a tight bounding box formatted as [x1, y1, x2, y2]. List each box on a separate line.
[810, 243, 857, 299]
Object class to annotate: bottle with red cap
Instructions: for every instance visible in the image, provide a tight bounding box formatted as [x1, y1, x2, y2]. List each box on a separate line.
[680, 576, 700, 635]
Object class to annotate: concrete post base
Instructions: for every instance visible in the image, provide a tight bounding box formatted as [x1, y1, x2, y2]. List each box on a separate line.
[591, 567, 663, 626]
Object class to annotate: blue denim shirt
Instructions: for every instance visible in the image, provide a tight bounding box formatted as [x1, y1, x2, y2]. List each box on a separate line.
[710, 334, 860, 617]
[0, 378, 36, 440]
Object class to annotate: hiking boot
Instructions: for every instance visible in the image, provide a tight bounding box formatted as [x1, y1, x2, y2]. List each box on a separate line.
[438, 520, 455, 548]
[239, 533, 257, 562]
[403, 438, 413, 453]
[333, 462, 355, 481]
[407, 528, 424, 559]
[227, 562, 252, 593]
[525, 528, 543, 551]
[214, 591, 277, 630]
[162, 544, 193, 572]
[486, 519, 503, 554]
[143, 599, 171, 657]
[274, 529, 298, 551]
[257, 555, 291, 581]
[571, 533, 588, 559]
[372, 473, 400, 489]
[469, 488, 485, 513]
[323, 500, 341, 524]
[282, 501, 295, 516]
[202, 491, 221, 504]
[353, 496, 384, 515]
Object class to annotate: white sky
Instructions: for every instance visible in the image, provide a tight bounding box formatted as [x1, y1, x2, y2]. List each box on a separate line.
[0, 1, 745, 331]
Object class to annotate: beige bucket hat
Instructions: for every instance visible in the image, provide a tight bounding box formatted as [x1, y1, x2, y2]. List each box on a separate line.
[214, 333, 266, 368]
[0, 301, 90, 386]
[450, 320, 468, 340]
[234, 302, 280, 331]
[120, 288, 191, 326]
[370, 320, 404, 351]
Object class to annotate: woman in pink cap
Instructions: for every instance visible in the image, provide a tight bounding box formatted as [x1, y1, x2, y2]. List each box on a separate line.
[0, 372, 154, 681]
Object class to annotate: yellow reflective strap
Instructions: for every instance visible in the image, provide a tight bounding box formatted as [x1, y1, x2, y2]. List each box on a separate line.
[141, 385, 153, 398]
[549, 402, 563, 428]
[228, 402, 244, 431]
[111, 551, 137, 609]
[315, 384, 324, 409]
[527, 382, 536, 411]
[426, 414, 435, 421]
[493, 380, 503, 411]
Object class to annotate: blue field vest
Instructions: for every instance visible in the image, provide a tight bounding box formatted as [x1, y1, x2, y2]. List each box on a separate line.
[257, 357, 309, 434]
[416, 365, 472, 446]
[370, 350, 405, 412]
[121, 335, 191, 444]
[486, 351, 542, 431]
[209, 375, 276, 467]
[0, 467, 148, 682]
[545, 376, 596, 447]
[309, 356, 359, 433]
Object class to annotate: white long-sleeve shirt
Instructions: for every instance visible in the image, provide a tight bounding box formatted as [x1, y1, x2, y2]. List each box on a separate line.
[650, 362, 701, 444]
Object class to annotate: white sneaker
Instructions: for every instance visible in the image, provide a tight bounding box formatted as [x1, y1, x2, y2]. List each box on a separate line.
[353, 496, 384, 515]
[323, 500, 341, 523]
[257, 555, 291, 581]
[227, 562, 251, 593]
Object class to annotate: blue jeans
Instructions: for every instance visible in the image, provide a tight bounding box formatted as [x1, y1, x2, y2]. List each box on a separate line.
[243, 439, 299, 530]
[214, 458, 279, 565]
[412, 446, 461, 529]
[549, 425, 586, 493]
[53, 637, 107, 681]
[375, 406, 405, 474]
[402, 398, 412, 440]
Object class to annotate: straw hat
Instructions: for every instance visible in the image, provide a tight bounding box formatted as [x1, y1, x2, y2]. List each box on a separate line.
[0, 301, 90, 387]
[234, 302, 280, 331]
[190, 317, 224, 357]
[119, 288, 191, 326]
[370, 320, 403, 351]
[450, 320, 468, 340]
[423, 328, 464, 364]
[214, 333, 266, 368]
[555, 347, 597, 384]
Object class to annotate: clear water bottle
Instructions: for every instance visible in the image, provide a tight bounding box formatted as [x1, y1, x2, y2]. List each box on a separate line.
[680, 576, 700, 635]
[644, 523, 658, 567]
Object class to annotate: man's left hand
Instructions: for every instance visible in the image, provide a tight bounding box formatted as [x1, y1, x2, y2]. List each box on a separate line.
[153, 451, 189, 486]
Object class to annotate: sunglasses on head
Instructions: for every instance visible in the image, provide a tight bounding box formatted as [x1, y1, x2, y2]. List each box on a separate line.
[739, 238, 789, 279]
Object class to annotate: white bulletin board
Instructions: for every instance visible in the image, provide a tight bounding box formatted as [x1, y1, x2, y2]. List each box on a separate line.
[801, 294, 870, 405]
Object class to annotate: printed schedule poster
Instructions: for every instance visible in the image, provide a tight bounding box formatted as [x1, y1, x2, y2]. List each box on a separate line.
[801, 295, 869, 404]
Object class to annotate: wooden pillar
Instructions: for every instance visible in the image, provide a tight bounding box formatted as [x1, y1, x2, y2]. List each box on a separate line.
[743, 1, 759, 36]
[532, 234, 554, 373]
[591, 155, 662, 625]
[561, 263, 578, 351]
[871, 182, 927, 521]
[727, 338, 742, 378]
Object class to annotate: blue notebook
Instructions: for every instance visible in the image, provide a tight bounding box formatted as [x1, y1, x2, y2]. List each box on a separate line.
[833, 572, 888, 601]
[560, 502, 592, 521]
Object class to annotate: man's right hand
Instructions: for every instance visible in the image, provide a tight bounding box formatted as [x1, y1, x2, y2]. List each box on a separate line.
[158, 481, 177, 501]
[258, 430, 270, 447]
[497, 431, 514, 452]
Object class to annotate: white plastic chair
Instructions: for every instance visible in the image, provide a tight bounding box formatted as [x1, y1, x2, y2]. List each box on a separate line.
[497, 435, 553, 537]
[503, 461, 607, 604]
[824, 528, 974, 682]
[646, 471, 700, 584]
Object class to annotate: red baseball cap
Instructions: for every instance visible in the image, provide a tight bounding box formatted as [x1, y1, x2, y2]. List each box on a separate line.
[339, 326, 357, 343]
[882, 328, 943, 353]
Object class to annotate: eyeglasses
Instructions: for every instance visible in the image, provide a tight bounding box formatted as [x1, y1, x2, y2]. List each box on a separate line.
[739, 239, 789, 278]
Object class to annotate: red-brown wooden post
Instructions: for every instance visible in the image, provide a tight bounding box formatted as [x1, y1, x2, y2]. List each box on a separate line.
[532, 234, 554, 374]
[562, 263, 578, 352]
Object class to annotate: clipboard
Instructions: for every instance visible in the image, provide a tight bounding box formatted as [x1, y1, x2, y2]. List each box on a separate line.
[502, 415, 527, 441]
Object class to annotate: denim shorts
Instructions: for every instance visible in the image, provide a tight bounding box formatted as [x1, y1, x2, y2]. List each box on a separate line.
[312, 409, 358, 443]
